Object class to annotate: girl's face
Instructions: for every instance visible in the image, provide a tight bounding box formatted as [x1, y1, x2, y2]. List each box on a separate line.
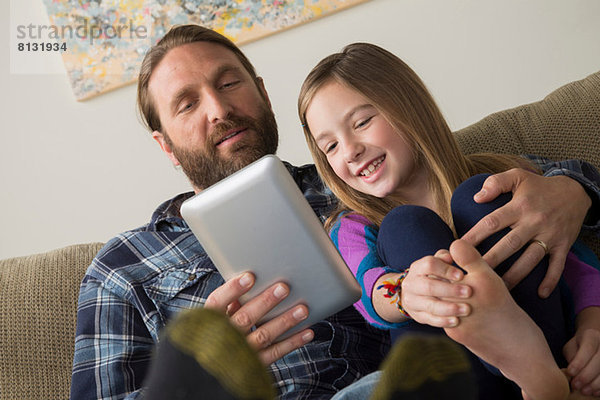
[305, 81, 425, 200]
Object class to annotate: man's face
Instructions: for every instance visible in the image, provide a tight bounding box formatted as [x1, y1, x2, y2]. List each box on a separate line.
[149, 41, 278, 191]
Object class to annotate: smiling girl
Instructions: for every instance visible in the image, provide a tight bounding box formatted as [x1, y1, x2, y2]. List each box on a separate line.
[298, 43, 600, 400]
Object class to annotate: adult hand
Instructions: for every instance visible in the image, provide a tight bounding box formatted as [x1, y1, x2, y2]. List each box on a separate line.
[399, 250, 472, 328]
[563, 307, 600, 397]
[204, 272, 314, 365]
[461, 168, 591, 298]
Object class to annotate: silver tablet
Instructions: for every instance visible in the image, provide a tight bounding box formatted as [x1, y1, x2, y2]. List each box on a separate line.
[180, 155, 361, 341]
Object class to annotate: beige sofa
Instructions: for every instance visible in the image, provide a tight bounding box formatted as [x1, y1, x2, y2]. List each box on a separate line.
[1, 71, 599, 400]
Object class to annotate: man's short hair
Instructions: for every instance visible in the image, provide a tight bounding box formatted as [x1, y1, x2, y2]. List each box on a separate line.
[137, 24, 259, 133]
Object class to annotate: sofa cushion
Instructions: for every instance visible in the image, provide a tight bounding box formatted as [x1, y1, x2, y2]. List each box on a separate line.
[0, 243, 104, 400]
[455, 70, 600, 258]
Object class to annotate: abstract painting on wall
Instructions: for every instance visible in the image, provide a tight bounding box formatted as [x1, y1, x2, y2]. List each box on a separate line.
[41, 0, 370, 101]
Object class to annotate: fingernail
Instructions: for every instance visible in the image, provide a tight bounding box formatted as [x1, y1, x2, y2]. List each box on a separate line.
[540, 288, 550, 298]
[452, 271, 463, 281]
[273, 284, 288, 299]
[239, 273, 253, 288]
[473, 189, 486, 201]
[293, 307, 307, 320]
[460, 286, 470, 297]
[458, 304, 469, 316]
[302, 331, 314, 343]
[572, 379, 581, 390]
[448, 317, 459, 327]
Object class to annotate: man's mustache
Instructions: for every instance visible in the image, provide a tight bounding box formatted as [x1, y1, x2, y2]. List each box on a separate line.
[208, 115, 256, 147]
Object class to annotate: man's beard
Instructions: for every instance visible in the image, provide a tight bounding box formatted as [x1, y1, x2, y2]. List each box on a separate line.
[168, 106, 278, 190]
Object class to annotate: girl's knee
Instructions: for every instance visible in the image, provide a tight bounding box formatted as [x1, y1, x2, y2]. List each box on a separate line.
[454, 174, 490, 200]
[451, 174, 512, 236]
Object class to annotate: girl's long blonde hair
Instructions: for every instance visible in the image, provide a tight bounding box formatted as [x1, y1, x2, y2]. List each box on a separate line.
[298, 43, 532, 230]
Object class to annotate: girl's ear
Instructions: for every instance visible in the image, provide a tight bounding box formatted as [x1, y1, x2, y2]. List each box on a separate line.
[152, 131, 180, 166]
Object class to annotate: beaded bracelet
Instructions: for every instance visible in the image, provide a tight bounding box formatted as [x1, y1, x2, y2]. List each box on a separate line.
[376, 269, 411, 318]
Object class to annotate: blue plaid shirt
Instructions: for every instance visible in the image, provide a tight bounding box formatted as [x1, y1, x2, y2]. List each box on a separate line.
[71, 158, 600, 400]
[70, 162, 390, 400]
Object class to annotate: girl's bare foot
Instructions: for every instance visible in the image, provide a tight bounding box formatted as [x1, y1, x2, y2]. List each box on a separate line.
[444, 240, 569, 400]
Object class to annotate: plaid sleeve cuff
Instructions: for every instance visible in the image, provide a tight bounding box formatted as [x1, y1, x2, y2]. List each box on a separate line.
[527, 155, 600, 232]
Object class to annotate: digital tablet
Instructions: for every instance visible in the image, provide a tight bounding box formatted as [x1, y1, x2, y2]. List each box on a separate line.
[180, 155, 361, 341]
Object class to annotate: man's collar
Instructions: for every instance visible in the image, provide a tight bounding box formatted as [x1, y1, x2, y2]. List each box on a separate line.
[148, 191, 194, 231]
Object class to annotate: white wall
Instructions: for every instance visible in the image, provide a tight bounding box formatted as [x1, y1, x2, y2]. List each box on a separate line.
[2, 0, 599, 259]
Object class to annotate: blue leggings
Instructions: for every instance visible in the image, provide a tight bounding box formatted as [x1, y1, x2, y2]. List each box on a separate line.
[377, 174, 573, 399]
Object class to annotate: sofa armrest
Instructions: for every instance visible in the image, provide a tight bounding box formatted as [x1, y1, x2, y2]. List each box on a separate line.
[0, 243, 104, 400]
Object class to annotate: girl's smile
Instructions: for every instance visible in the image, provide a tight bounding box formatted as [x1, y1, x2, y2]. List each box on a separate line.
[357, 155, 385, 178]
